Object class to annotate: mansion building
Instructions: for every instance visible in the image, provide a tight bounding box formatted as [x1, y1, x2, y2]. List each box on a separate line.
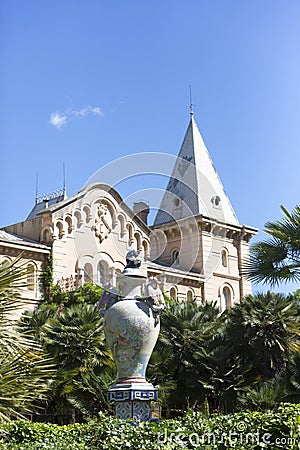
[0, 113, 257, 312]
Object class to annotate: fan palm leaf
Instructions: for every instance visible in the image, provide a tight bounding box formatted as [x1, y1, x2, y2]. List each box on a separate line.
[243, 205, 300, 285]
[39, 303, 114, 415]
[0, 258, 54, 422]
[149, 299, 222, 410]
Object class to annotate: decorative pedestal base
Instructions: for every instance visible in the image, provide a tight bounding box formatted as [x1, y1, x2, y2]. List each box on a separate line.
[107, 380, 158, 421]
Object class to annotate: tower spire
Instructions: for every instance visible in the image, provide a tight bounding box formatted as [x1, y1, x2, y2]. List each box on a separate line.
[154, 114, 239, 226]
[189, 85, 195, 117]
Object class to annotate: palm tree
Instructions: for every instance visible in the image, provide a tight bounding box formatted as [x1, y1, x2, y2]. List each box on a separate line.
[284, 352, 300, 403]
[225, 292, 299, 379]
[244, 205, 300, 286]
[19, 284, 114, 419]
[200, 291, 300, 413]
[40, 303, 115, 417]
[0, 258, 54, 422]
[149, 299, 222, 412]
[237, 380, 287, 412]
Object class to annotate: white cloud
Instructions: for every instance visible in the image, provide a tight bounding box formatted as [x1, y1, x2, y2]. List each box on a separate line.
[70, 105, 103, 117]
[49, 112, 67, 129]
[91, 106, 102, 115]
[49, 105, 103, 129]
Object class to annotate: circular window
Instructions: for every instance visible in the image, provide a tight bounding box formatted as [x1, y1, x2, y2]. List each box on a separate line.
[211, 196, 221, 207]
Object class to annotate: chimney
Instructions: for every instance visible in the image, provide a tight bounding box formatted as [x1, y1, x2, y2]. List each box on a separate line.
[133, 201, 150, 225]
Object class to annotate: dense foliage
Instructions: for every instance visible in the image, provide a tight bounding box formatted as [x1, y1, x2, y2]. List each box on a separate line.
[149, 293, 299, 414]
[10, 284, 300, 420]
[244, 204, 300, 285]
[18, 283, 115, 420]
[0, 259, 54, 422]
[148, 299, 223, 411]
[0, 403, 298, 449]
[0, 240, 299, 423]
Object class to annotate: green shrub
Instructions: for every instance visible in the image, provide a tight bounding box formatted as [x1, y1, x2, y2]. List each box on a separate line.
[0, 403, 298, 449]
[0, 421, 87, 449]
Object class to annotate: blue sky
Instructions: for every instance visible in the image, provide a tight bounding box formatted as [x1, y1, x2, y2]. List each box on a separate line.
[1, 1, 300, 294]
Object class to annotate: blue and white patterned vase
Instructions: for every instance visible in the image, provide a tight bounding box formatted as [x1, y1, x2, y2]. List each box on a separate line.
[104, 294, 160, 382]
[104, 250, 164, 420]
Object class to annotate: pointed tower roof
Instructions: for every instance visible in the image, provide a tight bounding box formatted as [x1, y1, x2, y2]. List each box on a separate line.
[154, 114, 239, 226]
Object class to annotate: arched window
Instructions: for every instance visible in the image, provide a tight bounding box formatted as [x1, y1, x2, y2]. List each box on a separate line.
[65, 216, 73, 234]
[126, 223, 134, 245]
[172, 249, 179, 265]
[118, 214, 126, 237]
[74, 211, 83, 228]
[170, 287, 177, 300]
[222, 286, 232, 310]
[134, 232, 142, 253]
[187, 290, 193, 302]
[27, 264, 35, 291]
[142, 240, 150, 260]
[221, 249, 228, 268]
[1, 257, 11, 265]
[56, 221, 64, 239]
[97, 261, 108, 287]
[83, 205, 91, 223]
[84, 263, 93, 284]
[41, 227, 52, 243]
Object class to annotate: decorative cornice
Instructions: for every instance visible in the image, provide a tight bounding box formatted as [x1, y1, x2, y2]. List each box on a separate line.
[151, 214, 257, 240]
[213, 272, 241, 281]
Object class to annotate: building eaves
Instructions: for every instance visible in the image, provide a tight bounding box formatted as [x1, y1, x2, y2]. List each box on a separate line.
[147, 260, 204, 280]
[151, 214, 258, 235]
[0, 230, 50, 252]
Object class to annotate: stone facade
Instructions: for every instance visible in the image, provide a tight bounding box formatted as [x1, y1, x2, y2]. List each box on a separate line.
[1, 115, 257, 312]
[4, 183, 150, 293]
[149, 216, 255, 308]
[0, 230, 50, 318]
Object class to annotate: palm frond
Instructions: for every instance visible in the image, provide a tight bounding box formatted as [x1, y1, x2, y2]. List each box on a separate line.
[243, 205, 300, 285]
[0, 258, 55, 422]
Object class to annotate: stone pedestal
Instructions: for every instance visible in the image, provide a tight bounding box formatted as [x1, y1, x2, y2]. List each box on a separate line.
[107, 380, 158, 421]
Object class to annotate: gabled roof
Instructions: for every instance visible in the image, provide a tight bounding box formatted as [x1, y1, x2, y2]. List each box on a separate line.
[27, 183, 151, 236]
[154, 114, 239, 226]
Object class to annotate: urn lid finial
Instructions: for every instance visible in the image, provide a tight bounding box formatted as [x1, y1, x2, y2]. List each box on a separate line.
[122, 250, 146, 278]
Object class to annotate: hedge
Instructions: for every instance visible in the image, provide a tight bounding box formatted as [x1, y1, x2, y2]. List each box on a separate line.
[0, 403, 299, 449]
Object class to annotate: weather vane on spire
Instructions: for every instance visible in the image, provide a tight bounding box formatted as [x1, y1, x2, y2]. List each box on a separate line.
[189, 85, 196, 117]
